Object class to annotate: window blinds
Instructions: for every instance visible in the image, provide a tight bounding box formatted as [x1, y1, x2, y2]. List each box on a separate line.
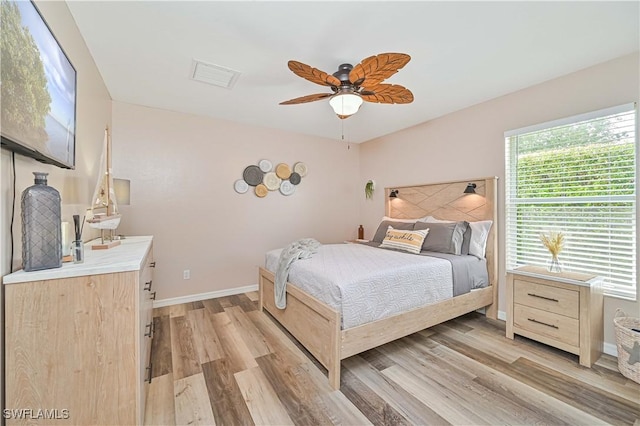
[505, 103, 637, 299]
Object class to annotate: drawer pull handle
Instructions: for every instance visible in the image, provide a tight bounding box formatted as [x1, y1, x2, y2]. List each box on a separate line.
[146, 363, 153, 383]
[145, 322, 153, 337]
[150, 291, 156, 300]
[150, 262, 156, 268]
[144, 280, 153, 291]
[527, 318, 559, 329]
[527, 293, 558, 303]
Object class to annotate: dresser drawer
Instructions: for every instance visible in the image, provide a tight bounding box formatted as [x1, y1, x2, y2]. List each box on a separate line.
[514, 279, 579, 319]
[513, 304, 579, 347]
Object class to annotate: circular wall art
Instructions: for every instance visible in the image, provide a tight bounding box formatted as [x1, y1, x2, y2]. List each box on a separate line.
[293, 162, 307, 177]
[255, 184, 268, 198]
[234, 179, 249, 194]
[236, 160, 307, 198]
[275, 163, 292, 180]
[258, 159, 272, 172]
[263, 172, 281, 191]
[243, 165, 264, 186]
[279, 180, 296, 196]
[289, 172, 301, 185]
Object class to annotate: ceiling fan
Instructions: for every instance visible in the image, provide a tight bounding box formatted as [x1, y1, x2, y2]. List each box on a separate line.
[280, 52, 414, 119]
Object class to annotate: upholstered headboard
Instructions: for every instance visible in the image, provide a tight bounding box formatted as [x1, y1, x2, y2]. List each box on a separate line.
[385, 177, 498, 318]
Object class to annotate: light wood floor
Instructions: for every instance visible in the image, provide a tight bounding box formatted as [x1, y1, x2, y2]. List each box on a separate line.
[145, 292, 640, 425]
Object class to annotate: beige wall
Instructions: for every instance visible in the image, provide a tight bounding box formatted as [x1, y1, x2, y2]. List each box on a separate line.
[0, 0, 112, 415]
[111, 101, 360, 301]
[358, 52, 640, 351]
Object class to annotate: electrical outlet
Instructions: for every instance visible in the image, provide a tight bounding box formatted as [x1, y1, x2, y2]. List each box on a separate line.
[183, 269, 190, 280]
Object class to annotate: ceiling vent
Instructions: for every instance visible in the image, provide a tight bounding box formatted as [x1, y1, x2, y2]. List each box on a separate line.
[190, 60, 240, 89]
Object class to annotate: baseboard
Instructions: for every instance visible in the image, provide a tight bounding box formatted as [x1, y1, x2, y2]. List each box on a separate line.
[498, 310, 618, 357]
[603, 342, 618, 357]
[497, 310, 507, 321]
[153, 284, 258, 308]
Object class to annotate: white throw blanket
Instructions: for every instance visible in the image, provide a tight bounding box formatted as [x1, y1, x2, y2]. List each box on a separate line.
[275, 238, 321, 309]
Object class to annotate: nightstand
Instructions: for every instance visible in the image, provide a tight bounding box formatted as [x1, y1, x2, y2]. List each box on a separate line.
[506, 265, 604, 367]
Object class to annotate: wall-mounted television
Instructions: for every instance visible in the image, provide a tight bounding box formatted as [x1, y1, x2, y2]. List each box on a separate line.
[1, 0, 77, 169]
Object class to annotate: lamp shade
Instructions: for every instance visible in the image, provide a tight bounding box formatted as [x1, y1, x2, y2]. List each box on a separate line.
[329, 93, 363, 116]
[113, 178, 131, 205]
[464, 183, 477, 194]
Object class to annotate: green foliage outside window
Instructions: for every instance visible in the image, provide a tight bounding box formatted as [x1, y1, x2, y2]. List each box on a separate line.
[516, 142, 635, 198]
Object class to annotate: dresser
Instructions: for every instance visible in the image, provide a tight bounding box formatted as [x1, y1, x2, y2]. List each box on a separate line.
[506, 265, 604, 367]
[4, 236, 155, 425]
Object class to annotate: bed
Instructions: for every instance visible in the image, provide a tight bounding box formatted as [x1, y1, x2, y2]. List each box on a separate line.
[258, 177, 498, 389]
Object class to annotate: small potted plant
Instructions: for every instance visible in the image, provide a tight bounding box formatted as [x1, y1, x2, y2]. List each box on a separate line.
[365, 180, 375, 199]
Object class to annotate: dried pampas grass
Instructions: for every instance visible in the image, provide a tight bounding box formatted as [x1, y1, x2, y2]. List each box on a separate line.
[540, 231, 565, 256]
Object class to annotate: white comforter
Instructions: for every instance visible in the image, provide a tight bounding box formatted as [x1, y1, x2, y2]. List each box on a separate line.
[265, 243, 453, 329]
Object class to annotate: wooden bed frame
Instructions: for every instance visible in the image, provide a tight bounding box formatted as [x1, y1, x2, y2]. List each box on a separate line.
[259, 177, 498, 389]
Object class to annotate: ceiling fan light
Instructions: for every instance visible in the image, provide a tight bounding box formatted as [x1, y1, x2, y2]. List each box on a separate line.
[329, 93, 363, 116]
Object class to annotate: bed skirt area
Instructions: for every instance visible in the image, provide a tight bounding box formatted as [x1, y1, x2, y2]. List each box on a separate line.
[258, 267, 494, 390]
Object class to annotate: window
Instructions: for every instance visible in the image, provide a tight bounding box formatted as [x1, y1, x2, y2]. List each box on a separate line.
[505, 103, 637, 299]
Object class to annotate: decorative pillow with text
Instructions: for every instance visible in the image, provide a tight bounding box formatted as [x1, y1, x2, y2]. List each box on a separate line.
[379, 226, 429, 254]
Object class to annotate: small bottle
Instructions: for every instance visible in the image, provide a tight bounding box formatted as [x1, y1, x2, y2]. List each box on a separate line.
[21, 172, 62, 271]
[358, 225, 364, 240]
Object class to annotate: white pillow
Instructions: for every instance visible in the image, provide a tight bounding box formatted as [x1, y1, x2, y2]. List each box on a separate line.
[468, 220, 493, 259]
[418, 215, 454, 223]
[381, 215, 417, 223]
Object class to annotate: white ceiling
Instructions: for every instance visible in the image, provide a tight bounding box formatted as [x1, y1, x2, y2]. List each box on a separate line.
[67, 1, 639, 143]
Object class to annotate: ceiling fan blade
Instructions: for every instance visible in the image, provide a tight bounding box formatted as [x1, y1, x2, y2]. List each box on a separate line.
[279, 93, 332, 105]
[349, 53, 411, 87]
[288, 60, 342, 87]
[361, 84, 414, 104]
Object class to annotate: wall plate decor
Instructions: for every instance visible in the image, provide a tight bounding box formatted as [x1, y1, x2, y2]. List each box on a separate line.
[275, 163, 292, 180]
[236, 160, 306, 197]
[255, 184, 268, 198]
[293, 162, 307, 177]
[259, 159, 273, 172]
[279, 180, 296, 196]
[289, 172, 301, 185]
[263, 172, 281, 191]
[234, 179, 249, 194]
[243, 165, 264, 186]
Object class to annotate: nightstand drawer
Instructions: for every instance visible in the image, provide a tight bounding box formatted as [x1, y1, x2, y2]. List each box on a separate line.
[513, 304, 579, 347]
[514, 279, 579, 319]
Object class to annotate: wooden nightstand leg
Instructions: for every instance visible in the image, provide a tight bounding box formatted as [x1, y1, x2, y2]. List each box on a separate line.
[578, 285, 604, 367]
[506, 272, 514, 339]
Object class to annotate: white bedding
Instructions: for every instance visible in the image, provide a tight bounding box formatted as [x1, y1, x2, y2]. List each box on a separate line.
[264, 243, 453, 329]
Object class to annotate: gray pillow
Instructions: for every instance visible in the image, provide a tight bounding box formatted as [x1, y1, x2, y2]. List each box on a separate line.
[461, 225, 471, 255]
[372, 220, 414, 243]
[413, 221, 469, 255]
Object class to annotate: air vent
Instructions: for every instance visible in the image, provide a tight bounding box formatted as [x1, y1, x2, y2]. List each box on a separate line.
[190, 60, 240, 89]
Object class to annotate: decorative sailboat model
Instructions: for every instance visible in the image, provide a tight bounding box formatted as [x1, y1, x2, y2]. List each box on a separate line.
[87, 127, 122, 250]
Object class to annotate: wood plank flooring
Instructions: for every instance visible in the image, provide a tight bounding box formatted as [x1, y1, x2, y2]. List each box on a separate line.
[145, 292, 640, 425]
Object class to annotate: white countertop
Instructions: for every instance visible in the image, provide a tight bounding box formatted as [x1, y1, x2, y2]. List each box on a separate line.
[508, 265, 601, 288]
[3, 236, 153, 284]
